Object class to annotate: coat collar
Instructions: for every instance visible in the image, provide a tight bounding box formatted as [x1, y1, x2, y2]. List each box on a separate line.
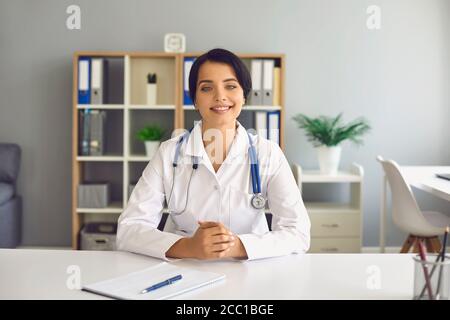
[183, 120, 249, 160]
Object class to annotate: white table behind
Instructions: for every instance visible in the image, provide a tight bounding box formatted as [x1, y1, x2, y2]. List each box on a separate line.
[401, 166, 450, 202]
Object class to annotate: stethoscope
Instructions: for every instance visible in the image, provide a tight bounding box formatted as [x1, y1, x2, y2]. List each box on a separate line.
[166, 128, 266, 215]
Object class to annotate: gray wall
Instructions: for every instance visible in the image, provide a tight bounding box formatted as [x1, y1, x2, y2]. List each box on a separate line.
[0, 0, 448, 247]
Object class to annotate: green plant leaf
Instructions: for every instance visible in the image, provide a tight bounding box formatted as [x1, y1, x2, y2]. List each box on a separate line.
[292, 113, 371, 147]
[136, 124, 165, 141]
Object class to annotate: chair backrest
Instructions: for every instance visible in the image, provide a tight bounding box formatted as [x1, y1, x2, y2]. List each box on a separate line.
[376, 156, 436, 236]
[0, 143, 21, 184]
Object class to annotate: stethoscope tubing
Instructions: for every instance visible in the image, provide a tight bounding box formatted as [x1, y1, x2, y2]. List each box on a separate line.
[167, 128, 264, 215]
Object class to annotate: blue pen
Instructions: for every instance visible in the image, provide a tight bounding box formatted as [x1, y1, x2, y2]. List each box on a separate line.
[140, 274, 182, 294]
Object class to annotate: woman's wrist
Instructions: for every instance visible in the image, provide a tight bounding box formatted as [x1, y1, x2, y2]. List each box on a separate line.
[165, 237, 192, 259]
[166, 235, 247, 260]
[231, 236, 248, 259]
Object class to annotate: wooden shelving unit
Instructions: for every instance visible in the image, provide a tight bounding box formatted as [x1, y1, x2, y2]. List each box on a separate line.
[72, 51, 285, 249]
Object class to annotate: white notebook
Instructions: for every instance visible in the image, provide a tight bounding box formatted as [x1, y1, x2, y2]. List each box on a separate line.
[82, 262, 225, 300]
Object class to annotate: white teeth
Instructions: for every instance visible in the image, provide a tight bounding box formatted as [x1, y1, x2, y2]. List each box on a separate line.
[212, 107, 230, 111]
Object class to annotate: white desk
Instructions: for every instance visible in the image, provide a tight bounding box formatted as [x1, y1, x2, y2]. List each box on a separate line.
[379, 166, 450, 253]
[0, 249, 415, 300]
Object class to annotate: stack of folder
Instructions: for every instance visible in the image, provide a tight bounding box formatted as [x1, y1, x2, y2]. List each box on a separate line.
[78, 57, 108, 104]
[248, 58, 281, 146]
[244, 59, 281, 106]
[79, 110, 107, 156]
[182, 57, 281, 107]
[254, 110, 280, 145]
[181, 56, 281, 146]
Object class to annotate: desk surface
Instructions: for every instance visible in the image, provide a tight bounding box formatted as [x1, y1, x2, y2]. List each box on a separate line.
[401, 166, 450, 201]
[0, 249, 416, 300]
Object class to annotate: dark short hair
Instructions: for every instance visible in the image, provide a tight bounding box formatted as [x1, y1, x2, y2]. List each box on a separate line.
[188, 48, 252, 104]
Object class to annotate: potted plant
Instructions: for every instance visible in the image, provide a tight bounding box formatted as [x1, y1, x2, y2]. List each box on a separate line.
[292, 113, 370, 175]
[136, 124, 165, 158]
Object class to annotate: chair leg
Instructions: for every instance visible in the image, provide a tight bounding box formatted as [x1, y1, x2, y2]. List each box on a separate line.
[424, 237, 434, 252]
[400, 235, 415, 253]
[430, 236, 442, 253]
[412, 237, 421, 253]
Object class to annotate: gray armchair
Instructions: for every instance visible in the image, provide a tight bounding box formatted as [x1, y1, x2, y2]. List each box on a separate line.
[0, 143, 22, 248]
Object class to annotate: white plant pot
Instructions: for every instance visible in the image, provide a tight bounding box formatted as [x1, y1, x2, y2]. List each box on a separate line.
[145, 141, 160, 158]
[317, 145, 341, 175]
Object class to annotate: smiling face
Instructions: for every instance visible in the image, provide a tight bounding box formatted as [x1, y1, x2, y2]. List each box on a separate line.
[194, 61, 245, 128]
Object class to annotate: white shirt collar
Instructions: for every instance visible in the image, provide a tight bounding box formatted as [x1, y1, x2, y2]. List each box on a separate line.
[184, 120, 249, 160]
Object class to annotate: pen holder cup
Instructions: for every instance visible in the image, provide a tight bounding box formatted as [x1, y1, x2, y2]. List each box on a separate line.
[413, 254, 450, 300]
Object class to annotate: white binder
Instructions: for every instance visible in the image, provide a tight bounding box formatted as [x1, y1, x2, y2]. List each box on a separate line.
[255, 111, 267, 139]
[78, 58, 90, 104]
[267, 111, 280, 145]
[262, 60, 274, 106]
[249, 59, 263, 105]
[91, 58, 105, 104]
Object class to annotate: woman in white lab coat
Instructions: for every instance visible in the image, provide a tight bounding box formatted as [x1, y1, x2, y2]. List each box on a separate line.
[117, 48, 310, 261]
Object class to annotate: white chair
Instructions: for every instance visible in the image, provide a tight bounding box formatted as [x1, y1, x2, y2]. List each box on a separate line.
[377, 156, 450, 253]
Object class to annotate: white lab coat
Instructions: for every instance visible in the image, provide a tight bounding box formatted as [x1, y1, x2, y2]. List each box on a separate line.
[116, 120, 311, 261]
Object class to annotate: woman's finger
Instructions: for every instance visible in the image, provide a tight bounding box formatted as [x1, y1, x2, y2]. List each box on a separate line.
[210, 242, 234, 252]
[210, 234, 235, 244]
[206, 225, 233, 237]
[198, 221, 220, 229]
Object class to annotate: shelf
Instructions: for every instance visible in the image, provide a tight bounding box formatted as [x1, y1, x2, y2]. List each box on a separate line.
[129, 57, 176, 105]
[77, 104, 125, 110]
[128, 110, 174, 154]
[300, 171, 362, 183]
[293, 163, 363, 253]
[76, 156, 124, 162]
[183, 105, 282, 111]
[76, 202, 124, 214]
[128, 104, 175, 110]
[72, 51, 286, 250]
[305, 202, 359, 214]
[242, 105, 282, 111]
[128, 155, 152, 162]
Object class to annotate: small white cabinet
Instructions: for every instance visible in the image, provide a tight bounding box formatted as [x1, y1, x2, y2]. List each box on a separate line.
[292, 163, 364, 253]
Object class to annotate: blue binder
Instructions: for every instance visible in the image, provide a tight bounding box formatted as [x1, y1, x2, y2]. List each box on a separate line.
[78, 57, 91, 104]
[183, 57, 195, 105]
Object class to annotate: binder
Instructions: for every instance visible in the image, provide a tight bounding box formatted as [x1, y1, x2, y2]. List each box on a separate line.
[254, 111, 267, 139]
[82, 261, 226, 300]
[90, 58, 106, 104]
[262, 60, 274, 106]
[183, 57, 195, 105]
[273, 67, 281, 106]
[89, 110, 106, 155]
[79, 110, 86, 155]
[248, 59, 263, 105]
[267, 111, 280, 145]
[78, 57, 91, 104]
[81, 109, 91, 155]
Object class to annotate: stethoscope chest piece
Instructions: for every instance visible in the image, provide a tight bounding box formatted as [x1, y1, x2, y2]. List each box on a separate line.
[251, 193, 266, 210]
